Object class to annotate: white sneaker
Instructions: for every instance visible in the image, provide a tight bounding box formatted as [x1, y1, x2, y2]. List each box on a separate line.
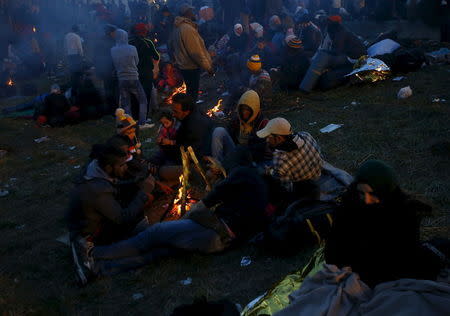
[139, 123, 155, 130]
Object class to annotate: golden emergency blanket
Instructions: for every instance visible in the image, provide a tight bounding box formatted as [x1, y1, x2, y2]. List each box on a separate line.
[242, 247, 325, 316]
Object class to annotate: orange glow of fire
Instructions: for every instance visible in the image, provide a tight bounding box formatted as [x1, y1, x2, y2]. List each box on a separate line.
[168, 175, 196, 217]
[206, 99, 223, 117]
[32, 26, 36, 33]
[167, 82, 187, 104]
[6, 79, 14, 86]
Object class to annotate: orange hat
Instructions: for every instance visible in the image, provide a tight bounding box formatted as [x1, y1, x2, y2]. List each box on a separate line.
[247, 55, 262, 72]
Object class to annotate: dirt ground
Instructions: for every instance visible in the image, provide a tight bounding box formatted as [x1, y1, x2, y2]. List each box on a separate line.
[0, 22, 449, 315]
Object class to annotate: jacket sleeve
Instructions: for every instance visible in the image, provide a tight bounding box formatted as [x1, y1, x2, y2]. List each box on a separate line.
[92, 190, 149, 225]
[148, 39, 160, 61]
[181, 26, 212, 71]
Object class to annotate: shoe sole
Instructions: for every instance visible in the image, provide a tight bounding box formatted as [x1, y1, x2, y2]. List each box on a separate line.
[71, 242, 88, 286]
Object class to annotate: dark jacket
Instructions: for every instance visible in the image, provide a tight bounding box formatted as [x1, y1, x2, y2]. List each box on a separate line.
[330, 26, 366, 59]
[325, 187, 440, 288]
[298, 23, 322, 58]
[228, 32, 248, 53]
[203, 165, 268, 239]
[279, 49, 310, 90]
[129, 35, 160, 81]
[94, 35, 116, 79]
[42, 93, 70, 126]
[66, 160, 149, 245]
[176, 110, 215, 157]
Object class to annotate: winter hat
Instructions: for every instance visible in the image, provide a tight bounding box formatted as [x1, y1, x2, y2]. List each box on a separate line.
[355, 160, 399, 200]
[115, 108, 137, 134]
[250, 22, 264, 38]
[269, 15, 281, 30]
[287, 37, 303, 49]
[234, 23, 243, 36]
[247, 55, 262, 72]
[134, 23, 149, 36]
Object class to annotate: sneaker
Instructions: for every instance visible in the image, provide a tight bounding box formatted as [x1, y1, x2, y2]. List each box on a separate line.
[71, 236, 95, 286]
[139, 123, 155, 130]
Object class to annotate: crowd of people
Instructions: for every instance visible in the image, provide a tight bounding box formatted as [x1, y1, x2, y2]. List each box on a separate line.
[0, 0, 448, 313]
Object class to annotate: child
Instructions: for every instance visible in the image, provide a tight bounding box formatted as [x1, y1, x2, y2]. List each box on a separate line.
[151, 109, 180, 165]
[115, 108, 142, 156]
[157, 62, 182, 92]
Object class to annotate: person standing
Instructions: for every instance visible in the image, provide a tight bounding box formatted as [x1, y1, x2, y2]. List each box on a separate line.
[111, 29, 151, 129]
[170, 3, 214, 101]
[64, 25, 84, 95]
[129, 23, 160, 118]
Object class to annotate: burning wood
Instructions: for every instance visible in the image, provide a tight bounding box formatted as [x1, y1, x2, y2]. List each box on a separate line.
[6, 79, 14, 86]
[166, 82, 187, 104]
[168, 175, 198, 218]
[206, 99, 224, 117]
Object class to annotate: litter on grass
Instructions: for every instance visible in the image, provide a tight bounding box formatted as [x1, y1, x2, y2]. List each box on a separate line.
[392, 76, 405, 82]
[320, 124, 343, 133]
[34, 136, 50, 143]
[397, 86, 413, 99]
[0, 189, 9, 197]
[241, 256, 252, 267]
[132, 293, 144, 300]
[180, 277, 192, 285]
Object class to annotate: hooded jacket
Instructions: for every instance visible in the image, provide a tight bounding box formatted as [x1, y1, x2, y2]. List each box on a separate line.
[129, 34, 160, 81]
[169, 16, 212, 71]
[228, 90, 269, 161]
[111, 29, 140, 81]
[66, 159, 149, 245]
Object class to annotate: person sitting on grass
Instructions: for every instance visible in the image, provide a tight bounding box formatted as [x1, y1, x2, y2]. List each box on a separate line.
[67, 143, 156, 285]
[325, 160, 443, 289]
[247, 55, 273, 108]
[69, 146, 268, 283]
[36, 84, 79, 127]
[149, 109, 181, 166]
[256, 117, 324, 209]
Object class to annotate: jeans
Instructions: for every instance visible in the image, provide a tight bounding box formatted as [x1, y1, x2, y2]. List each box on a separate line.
[118, 79, 148, 125]
[180, 68, 200, 101]
[211, 127, 236, 162]
[92, 219, 225, 275]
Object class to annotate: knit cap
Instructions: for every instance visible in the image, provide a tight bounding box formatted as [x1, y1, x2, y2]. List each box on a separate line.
[355, 160, 399, 200]
[115, 108, 137, 134]
[247, 55, 262, 72]
[287, 37, 303, 49]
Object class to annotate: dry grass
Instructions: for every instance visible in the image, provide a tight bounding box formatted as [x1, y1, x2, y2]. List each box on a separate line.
[0, 42, 449, 316]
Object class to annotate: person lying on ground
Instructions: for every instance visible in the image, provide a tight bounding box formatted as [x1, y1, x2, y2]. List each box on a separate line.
[1, 92, 48, 116]
[67, 143, 156, 285]
[325, 160, 443, 289]
[257, 117, 324, 208]
[171, 93, 235, 162]
[36, 84, 79, 127]
[71, 146, 268, 283]
[247, 54, 273, 108]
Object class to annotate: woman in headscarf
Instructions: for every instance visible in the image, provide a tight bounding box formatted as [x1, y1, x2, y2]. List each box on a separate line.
[325, 160, 443, 288]
[228, 23, 248, 53]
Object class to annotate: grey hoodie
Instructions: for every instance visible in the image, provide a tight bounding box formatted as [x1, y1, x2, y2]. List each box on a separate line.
[111, 29, 140, 81]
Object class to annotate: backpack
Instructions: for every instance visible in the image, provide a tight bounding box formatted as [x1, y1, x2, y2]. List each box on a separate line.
[264, 199, 337, 255]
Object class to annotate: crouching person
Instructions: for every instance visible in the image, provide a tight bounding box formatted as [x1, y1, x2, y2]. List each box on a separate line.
[257, 118, 324, 209]
[72, 147, 268, 283]
[67, 144, 156, 285]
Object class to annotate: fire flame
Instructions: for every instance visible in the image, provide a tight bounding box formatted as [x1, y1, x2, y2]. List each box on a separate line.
[169, 175, 196, 217]
[166, 82, 187, 104]
[6, 79, 14, 86]
[206, 99, 223, 117]
[32, 26, 36, 33]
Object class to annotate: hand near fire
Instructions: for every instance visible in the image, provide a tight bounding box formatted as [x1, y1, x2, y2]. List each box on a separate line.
[187, 200, 207, 214]
[156, 181, 174, 195]
[160, 138, 174, 146]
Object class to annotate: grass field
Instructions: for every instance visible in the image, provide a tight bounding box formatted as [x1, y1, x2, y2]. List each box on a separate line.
[1, 25, 449, 315]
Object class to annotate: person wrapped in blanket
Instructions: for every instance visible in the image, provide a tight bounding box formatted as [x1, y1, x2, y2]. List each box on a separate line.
[325, 160, 444, 289]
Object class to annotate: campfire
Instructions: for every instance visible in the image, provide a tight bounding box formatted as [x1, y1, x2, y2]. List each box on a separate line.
[32, 26, 37, 33]
[6, 78, 14, 86]
[167, 175, 198, 218]
[166, 82, 187, 104]
[206, 99, 223, 117]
